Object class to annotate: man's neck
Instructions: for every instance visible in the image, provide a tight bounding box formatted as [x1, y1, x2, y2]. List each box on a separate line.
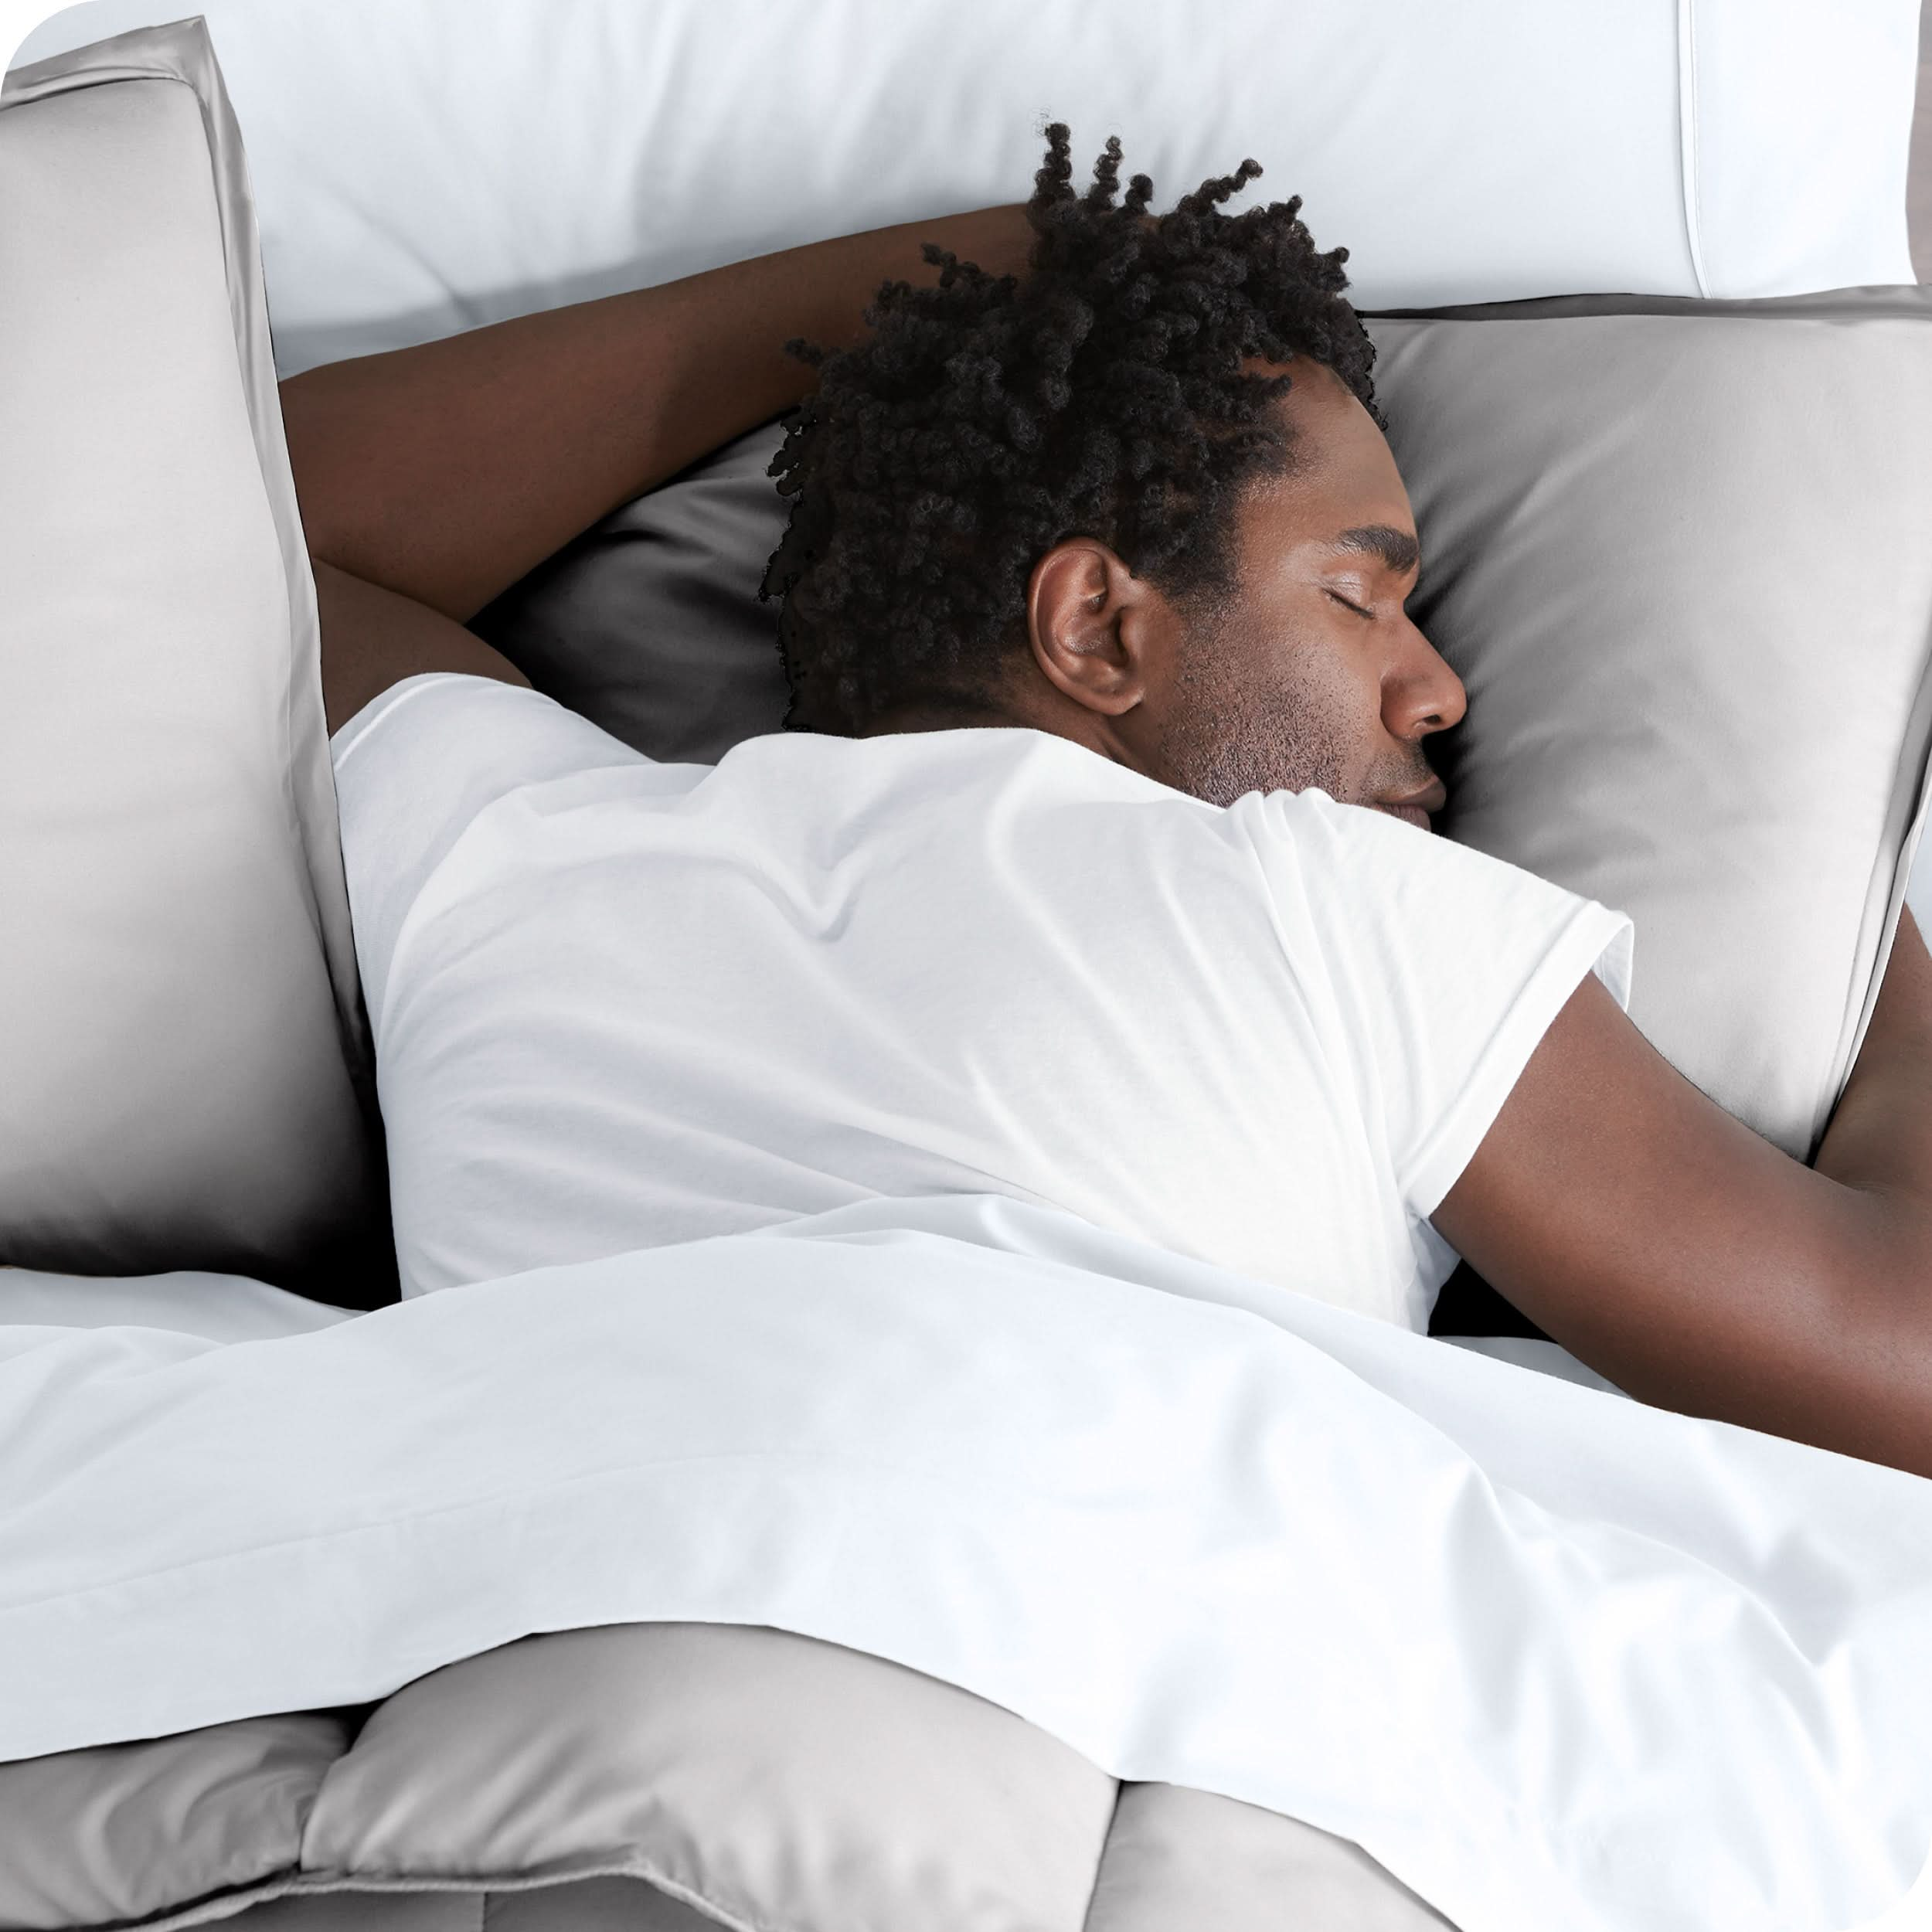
[853, 698, 1029, 739]
[850, 691, 1148, 786]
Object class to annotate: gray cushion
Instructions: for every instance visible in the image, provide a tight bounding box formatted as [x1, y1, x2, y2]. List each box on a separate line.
[476, 284, 1932, 1179]
[0, 22, 392, 1302]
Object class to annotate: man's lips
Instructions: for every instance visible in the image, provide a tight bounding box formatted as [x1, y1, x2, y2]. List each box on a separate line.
[1375, 778, 1448, 828]
[1378, 801, 1432, 829]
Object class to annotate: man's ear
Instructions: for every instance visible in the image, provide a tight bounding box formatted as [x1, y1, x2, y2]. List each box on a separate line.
[1023, 538, 1162, 718]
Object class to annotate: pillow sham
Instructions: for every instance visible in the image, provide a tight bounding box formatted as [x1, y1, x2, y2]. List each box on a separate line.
[475, 284, 1932, 1198]
[9, 0, 1922, 376]
[0, 22, 394, 1303]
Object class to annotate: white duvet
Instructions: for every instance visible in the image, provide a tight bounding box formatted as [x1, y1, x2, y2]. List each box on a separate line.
[3, 1190, 1930, 1932]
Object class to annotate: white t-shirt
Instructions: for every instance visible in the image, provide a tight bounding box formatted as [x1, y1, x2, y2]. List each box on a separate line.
[332, 674, 1634, 1330]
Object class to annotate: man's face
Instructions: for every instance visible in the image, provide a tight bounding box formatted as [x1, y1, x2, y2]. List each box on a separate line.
[1141, 360, 1465, 826]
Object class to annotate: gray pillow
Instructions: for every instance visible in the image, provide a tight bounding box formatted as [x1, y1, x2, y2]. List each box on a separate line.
[0, 22, 393, 1304]
[474, 423, 794, 766]
[476, 285, 1932, 1189]
[1368, 284, 1932, 1169]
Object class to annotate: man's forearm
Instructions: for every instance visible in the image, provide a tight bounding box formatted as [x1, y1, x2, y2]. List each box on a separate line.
[279, 204, 1034, 624]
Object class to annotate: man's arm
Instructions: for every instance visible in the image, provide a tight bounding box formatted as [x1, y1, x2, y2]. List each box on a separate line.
[315, 558, 530, 737]
[1430, 908, 1932, 1479]
[281, 206, 1035, 626]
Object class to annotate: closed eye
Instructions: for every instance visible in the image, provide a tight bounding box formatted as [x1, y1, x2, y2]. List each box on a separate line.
[1326, 590, 1374, 619]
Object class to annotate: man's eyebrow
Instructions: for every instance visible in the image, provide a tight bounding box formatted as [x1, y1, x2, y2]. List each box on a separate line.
[1332, 524, 1421, 577]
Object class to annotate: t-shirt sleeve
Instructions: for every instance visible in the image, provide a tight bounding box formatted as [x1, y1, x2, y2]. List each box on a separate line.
[1248, 787, 1636, 1223]
[328, 674, 653, 1034]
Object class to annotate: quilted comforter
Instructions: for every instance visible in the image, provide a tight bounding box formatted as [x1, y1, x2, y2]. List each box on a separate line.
[0, 1620, 1458, 1932]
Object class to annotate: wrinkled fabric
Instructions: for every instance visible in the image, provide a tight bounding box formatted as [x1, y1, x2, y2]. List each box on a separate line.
[1, 1191, 1928, 1932]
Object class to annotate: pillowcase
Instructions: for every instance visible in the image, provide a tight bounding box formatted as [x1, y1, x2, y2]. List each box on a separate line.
[1367, 284, 1932, 1170]
[474, 427, 794, 767]
[0, 21, 393, 1303]
[475, 284, 1932, 1183]
[10, 0, 1922, 376]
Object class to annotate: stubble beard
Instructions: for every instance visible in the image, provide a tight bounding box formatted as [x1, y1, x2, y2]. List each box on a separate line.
[1151, 629, 1352, 811]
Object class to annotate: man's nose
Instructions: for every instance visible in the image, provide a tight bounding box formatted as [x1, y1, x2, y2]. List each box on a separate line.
[1391, 618, 1468, 736]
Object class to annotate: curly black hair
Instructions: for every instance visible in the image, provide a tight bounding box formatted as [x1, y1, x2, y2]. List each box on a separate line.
[758, 124, 1384, 735]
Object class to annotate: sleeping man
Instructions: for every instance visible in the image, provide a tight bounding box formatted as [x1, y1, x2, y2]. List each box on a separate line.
[282, 128, 1932, 1481]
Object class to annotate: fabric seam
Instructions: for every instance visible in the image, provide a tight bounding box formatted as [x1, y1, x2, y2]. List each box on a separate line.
[1677, 0, 1713, 297]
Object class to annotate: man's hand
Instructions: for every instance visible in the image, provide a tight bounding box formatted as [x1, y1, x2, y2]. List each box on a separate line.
[280, 206, 1035, 627]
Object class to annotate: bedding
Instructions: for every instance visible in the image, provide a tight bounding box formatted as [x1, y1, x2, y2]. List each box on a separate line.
[0, 22, 391, 1303]
[2, 1190, 1930, 1932]
[9, 0, 1923, 378]
[0, 1267, 355, 1342]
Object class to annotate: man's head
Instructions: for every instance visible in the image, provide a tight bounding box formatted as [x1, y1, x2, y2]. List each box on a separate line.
[761, 126, 1464, 825]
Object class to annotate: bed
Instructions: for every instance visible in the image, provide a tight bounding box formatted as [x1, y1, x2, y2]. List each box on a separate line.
[3, 5, 1932, 1930]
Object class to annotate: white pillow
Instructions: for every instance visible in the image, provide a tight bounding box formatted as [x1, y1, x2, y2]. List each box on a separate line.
[9, 0, 1921, 378]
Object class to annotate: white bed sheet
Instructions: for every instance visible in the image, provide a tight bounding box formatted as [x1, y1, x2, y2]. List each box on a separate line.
[2, 1190, 1928, 1932]
[0, 1267, 355, 1341]
[0, 1261, 1624, 1387]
